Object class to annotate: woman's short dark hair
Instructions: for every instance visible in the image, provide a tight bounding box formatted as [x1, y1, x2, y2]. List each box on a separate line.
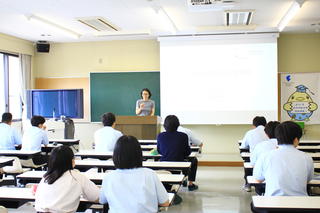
[102, 112, 116, 126]
[140, 88, 152, 98]
[252, 116, 267, 127]
[264, 121, 280, 139]
[113, 135, 143, 169]
[275, 121, 302, 145]
[31, 115, 46, 127]
[1, 112, 12, 123]
[44, 145, 74, 184]
[164, 115, 180, 132]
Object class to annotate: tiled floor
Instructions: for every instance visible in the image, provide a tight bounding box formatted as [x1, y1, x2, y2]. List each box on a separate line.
[6, 166, 254, 213]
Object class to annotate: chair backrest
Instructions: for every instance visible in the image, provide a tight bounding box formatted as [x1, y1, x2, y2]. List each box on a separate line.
[0, 206, 8, 213]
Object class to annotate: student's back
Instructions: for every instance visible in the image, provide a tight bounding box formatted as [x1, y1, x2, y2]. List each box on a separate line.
[100, 168, 168, 213]
[22, 126, 48, 151]
[0, 123, 21, 150]
[94, 126, 122, 152]
[94, 112, 122, 152]
[36, 170, 99, 212]
[253, 121, 314, 196]
[157, 131, 190, 161]
[250, 138, 277, 166]
[99, 135, 169, 213]
[254, 145, 313, 196]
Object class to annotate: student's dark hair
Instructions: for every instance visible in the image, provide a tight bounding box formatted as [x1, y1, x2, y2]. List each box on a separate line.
[31, 115, 46, 127]
[113, 135, 143, 169]
[1, 112, 12, 123]
[164, 115, 180, 132]
[252, 116, 267, 127]
[44, 145, 74, 184]
[140, 88, 152, 98]
[275, 121, 302, 145]
[264, 121, 280, 139]
[102, 112, 116, 126]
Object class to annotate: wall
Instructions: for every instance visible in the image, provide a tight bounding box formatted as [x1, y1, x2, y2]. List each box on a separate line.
[32, 34, 320, 161]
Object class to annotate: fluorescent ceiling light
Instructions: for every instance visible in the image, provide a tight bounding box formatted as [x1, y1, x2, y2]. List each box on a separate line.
[153, 6, 178, 34]
[94, 30, 150, 37]
[26, 15, 81, 39]
[277, 0, 305, 32]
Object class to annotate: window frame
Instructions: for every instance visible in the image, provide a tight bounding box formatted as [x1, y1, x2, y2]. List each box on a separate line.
[0, 51, 22, 121]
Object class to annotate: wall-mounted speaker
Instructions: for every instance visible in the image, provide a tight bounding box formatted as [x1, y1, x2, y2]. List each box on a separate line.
[36, 42, 50, 53]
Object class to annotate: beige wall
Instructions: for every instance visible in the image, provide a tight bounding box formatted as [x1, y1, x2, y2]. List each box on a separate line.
[34, 39, 159, 78]
[31, 34, 320, 161]
[0, 33, 34, 56]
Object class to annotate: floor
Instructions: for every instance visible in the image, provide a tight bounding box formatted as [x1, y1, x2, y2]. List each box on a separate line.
[7, 166, 254, 213]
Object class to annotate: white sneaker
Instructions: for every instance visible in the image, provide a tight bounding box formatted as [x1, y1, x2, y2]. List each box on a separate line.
[242, 184, 251, 192]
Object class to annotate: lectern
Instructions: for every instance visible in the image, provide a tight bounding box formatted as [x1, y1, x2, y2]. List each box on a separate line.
[115, 116, 161, 140]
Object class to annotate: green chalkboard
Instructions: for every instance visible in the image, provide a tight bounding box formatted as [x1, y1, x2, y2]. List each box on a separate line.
[90, 72, 160, 122]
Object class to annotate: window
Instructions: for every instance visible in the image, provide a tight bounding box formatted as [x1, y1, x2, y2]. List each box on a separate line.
[0, 53, 22, 120]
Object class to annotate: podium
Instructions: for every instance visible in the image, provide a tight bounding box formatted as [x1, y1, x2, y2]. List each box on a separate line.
[115, 116, 161, 140]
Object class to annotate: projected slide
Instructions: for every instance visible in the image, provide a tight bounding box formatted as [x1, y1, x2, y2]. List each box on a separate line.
[159, 35, 278, 124]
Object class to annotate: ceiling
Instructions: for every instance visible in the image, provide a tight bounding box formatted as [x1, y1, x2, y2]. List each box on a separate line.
[0, 0, 319, 43]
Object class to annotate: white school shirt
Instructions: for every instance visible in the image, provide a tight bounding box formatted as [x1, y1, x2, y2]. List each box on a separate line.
[100, 167, 169, 213]
[0, 123, 22, 150]
[94, 126, 122, 152]
[178, 126, 202, 146]
[240, 125, 268, 152]
[250, 138, 277, 166]
[35, 170, 100, 213]
[22, 126, 49, 151]
[253, 144, 314, 196]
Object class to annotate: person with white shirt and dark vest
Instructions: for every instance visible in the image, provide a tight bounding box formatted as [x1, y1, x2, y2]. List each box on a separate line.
[94, 112, 123, 152]
[251, 121, 314, 213]
[99, 135, 169, 213]
[240, 116, 268, 192]
[22, 115, 49, 165]
[35, 145, 100, 213]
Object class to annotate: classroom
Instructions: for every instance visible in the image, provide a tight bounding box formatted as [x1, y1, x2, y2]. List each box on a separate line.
[0, 0, 320, 212]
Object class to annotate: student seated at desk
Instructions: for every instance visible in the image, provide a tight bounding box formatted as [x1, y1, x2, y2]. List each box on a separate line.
[240, 116, 268, 192]
[240, 116, 268, 152]
[0, 112, 23, 174]
[157, 115, 198, 191]
[35, 146, 99, 213]
[250, 121, 280, 166]
[22, 115, 49, 165]
[99, 135, 169, 213]
[177, 125, 203, 147]
[94, 112, 122, 152]
[253, 121, 314, 196]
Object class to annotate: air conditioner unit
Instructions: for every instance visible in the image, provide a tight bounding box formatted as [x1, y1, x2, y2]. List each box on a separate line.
[187, 0, 235, 11]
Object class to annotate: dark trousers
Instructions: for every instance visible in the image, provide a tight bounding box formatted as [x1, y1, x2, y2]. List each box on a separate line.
[244, 167, 252, 185]
[32, 154, 48, 166]
[183, 158, 198, 182]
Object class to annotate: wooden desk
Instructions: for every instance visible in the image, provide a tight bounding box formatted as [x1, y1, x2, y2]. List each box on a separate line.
[75, 160, 191, 172]
[139, 139, 157, 145]
[17, 171, 185, 185]
[252, 195, 320, 212]
[297, 146, 320, 153]
[0, 187, 175, 209]
[299, 140, 320, 146]
[140, 144, 200, 152]
[49, 139, 80, 145]
[241, 152, 320, 162]
[245, 162, 320, 173]
[0, 158, 14, 168]
[0, 150, 40, 159]
[247, 176, 320, 187]
[75, 150, 197, 160]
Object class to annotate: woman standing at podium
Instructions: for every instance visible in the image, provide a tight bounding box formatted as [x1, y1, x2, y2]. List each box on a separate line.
[136, 88, 155, 116]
